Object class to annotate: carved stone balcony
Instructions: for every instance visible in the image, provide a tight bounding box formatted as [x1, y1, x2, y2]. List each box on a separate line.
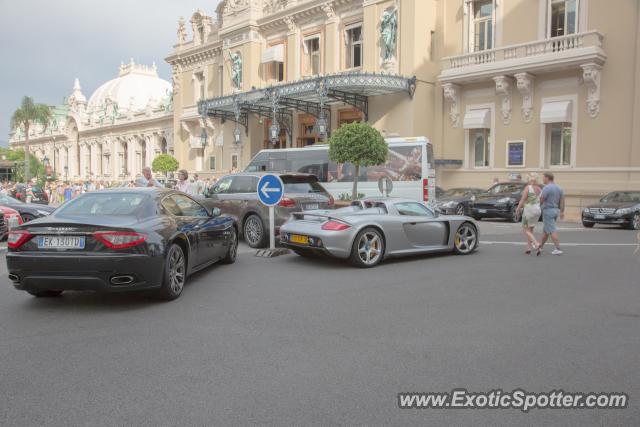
[439, 31, 606, 84]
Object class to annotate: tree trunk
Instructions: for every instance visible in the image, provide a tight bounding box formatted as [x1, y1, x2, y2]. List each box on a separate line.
[23, 123, 30, 182]
[352, 164, 359, 201]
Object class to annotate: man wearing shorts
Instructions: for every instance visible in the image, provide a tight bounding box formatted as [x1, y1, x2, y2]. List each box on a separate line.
[538, 172, 565, 255]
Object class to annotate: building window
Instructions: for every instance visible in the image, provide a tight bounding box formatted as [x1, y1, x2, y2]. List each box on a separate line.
[471, 128, 490, 167]
[194, 71, 205, 103]
[209, 156, 216, 171]
[549, 0, 578, 37]
[472, 0, 494, 52]
[548, 122, 572, 166]
[269, 61, 284, 82]
[345, 24, 363, 69]
[231, 154, 238, 170]
[303, 35, 321, 76]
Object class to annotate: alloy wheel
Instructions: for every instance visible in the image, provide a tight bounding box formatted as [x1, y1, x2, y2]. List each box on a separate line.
[633, 213, 640, 230]
[229, 228, 238, 260]
[357, 231, 383, 266]
[454, 224, 477, 254]
[456, 204, 465, 216]
[169, 248, 185, 294]
[244, 216, 263, 247]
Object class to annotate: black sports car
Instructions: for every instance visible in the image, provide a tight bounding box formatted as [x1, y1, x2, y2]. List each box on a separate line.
[0, 194, 55, 222]
[582, 191, 640, 230]
[471, 182, 530, 222]
[6, 188, 238, 300]
[435, 187, 485, 215]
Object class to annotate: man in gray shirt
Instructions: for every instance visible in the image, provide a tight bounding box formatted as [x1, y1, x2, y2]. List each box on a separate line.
[538, 172, 565, 255]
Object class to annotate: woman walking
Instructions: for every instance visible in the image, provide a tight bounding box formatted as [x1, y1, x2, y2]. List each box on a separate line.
[516, 173, 542, 254]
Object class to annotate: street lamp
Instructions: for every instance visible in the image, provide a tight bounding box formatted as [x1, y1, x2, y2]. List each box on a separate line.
[233, 125, 241, 144]
[12, 161, 17, 182]
[315, 114, 328, 140]
[269, 121, 280, 145]
[200, 128, 208, 147]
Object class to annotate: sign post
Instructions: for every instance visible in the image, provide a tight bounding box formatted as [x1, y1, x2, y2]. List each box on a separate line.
[256, 174, 289, 257]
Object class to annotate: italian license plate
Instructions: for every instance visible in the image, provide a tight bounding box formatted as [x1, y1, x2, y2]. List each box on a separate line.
[290, 234, 309, 245]
[38, 235, 85, 249]
[478, 209, 487, 214]
[304, 203, 319, 210]
[594, 214, 606, 220]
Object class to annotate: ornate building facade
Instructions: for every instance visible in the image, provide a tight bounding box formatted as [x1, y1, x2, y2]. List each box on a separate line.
[9, 60, 173, 182]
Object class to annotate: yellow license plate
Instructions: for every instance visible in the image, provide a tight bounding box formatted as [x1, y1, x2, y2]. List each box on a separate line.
[290, 234, 309, 245]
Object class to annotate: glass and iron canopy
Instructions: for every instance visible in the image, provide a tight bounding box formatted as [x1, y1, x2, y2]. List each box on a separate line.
[197, 72, 416, 141]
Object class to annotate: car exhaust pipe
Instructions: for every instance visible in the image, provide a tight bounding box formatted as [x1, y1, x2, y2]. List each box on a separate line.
[8, 273, 19, 283]
[110, 275, 134, 285]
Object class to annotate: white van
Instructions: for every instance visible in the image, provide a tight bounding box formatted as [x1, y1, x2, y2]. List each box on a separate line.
[245, 136, 437, 205]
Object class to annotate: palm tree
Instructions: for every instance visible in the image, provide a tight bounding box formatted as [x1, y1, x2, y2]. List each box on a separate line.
[10, 96, 52, 182]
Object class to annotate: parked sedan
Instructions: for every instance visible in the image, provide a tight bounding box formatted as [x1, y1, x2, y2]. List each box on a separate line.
[6, 188, 238, 300]
[280, 197, 478, 268]
[435, 188, 485, 216]
[471, 182, 529, 222]
[582, 191, 640, 230]
[0, 194, 55, 222]
[202, 172, 334, 248]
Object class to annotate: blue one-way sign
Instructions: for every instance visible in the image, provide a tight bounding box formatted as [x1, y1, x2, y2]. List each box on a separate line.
[257, 174, 284, 207]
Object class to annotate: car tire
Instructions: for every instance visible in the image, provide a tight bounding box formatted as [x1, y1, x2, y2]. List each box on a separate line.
[582, 221, 595, 228]
[243, 214, 267, 248]
[21, 213, 35, 223]
[350, 227, 385, 268]
[509, 206, 520, 223]
[221, 227, 238, 264]
[453, 223, 478, 255]
[455, 204, 465, 216]
[158, 244, 186, 301]
[27, 290, 63, 298]
[629, 213, 640, 230]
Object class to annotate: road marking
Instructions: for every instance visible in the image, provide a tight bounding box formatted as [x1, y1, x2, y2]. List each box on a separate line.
[483, 241, 637, 247]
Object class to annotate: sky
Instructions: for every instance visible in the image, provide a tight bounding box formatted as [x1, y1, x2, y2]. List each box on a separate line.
[0, 0, 221, 145]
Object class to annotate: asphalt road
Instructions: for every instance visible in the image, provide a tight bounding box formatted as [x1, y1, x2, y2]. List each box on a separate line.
[0, 221, 638, 426]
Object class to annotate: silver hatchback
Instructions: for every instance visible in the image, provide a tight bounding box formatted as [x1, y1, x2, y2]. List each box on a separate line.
[201, 173, 334, 248]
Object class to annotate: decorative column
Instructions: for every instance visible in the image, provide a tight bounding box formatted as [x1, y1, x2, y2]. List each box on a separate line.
[442, 83, 461, 127]
[514, 72, 535, 123]
[126, 138, 134, 178]
[493, 75, 514, 125]
[581, 63, 602, 118]
[145, 135, 154, 167]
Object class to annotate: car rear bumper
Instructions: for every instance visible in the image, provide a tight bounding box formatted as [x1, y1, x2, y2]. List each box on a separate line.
[279, 229, 352, 259]
[6, 252, 164, 293]
[471, 206, 512, 219]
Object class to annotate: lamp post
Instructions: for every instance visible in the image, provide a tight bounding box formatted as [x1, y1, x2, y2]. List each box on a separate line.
[269, 89, 281, 146]
[42, 155, 50, 180]
[316, 78, 329, 141]
[12, 161, 18, 182]
[51, 136, 56, 175]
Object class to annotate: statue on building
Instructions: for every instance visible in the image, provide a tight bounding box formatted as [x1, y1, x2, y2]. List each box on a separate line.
[230, 52, 243, 89]
[380, 7, 398, 62]
[177, 17, 187, 44]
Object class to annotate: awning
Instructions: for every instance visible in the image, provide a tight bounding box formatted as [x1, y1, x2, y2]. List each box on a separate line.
[540, 101, 572, 123]
[261, 45, 284, 64]
[463, 108, 491, 129]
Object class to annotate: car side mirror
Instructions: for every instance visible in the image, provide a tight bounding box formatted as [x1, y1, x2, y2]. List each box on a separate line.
[210, 207, 221, 217]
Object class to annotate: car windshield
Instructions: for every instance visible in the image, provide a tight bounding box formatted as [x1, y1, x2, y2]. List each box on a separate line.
[442, 189, 469, 197]
[281, 176, 325, 193]
[600, 192, 640, 203]
[0, 194, 22, 204]
[487, 183, 523, 194]
[56, 193, 147, 216]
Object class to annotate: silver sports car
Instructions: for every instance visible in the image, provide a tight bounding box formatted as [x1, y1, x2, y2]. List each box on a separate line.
[279, 197, 479, 267]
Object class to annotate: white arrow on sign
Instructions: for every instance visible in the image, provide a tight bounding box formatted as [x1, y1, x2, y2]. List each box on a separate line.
[260, 182, 280, 199]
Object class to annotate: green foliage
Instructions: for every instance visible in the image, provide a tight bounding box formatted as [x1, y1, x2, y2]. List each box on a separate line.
[328, 122, 387, 199]
[152, 154, 180, 174]
[0, 147, 44, 183]
[10, 96, 53, 181]
[338, 192, 365, 201]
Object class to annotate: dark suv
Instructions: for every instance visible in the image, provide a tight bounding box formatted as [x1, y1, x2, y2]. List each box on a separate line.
[201, 173, 334, 248]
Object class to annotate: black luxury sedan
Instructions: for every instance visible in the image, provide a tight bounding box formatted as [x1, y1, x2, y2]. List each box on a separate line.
[0, 194, 56, 222]
[471, 182, 532, 222]
[435, 187, 485, 216]
[581, 191, 640, 230]
[6, 188, 238, 300]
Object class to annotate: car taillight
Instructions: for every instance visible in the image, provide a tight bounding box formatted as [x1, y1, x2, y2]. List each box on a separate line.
[93, 231, 146, 249]
[328, 195, 335, 206]
[423, 178, 429, 202]
[278, 197, 296, 207]
[321, 220, 351, 231]
[7, 230, 34, 249]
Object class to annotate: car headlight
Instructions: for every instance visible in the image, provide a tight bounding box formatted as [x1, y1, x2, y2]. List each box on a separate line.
[616, 208, 631, 215]
[583, 208, 590, 214]
[497, 198, 511, 204]
[36, 210, 51, 216]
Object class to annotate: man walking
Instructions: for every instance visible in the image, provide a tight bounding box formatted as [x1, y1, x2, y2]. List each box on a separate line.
[538, 172, 565, 255]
